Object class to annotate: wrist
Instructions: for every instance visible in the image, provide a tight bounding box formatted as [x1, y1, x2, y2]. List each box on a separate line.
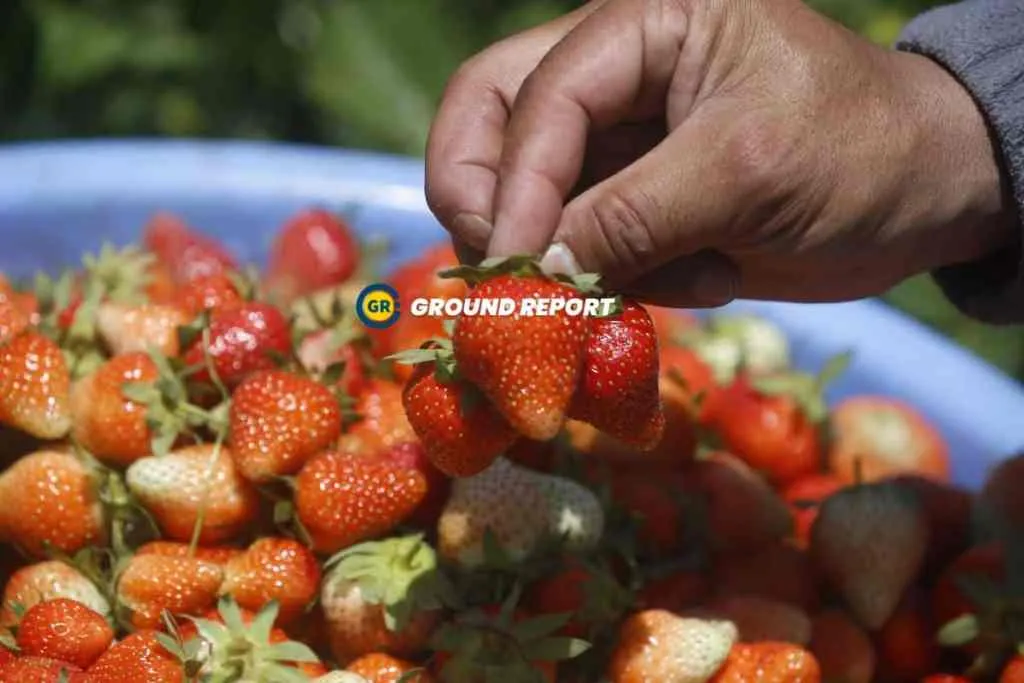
[898, 51, 1017, 269]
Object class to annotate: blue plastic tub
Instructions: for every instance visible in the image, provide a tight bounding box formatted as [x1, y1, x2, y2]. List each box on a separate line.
[0, 139, 1021, 488]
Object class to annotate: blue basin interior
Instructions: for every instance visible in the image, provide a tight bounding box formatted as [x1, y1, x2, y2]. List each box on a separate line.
[0, 139, 1021, 489]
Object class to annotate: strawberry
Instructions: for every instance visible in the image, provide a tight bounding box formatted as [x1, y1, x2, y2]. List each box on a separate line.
[87, 630, 185, 683]
[875, 589, 940, 683]
[144, 259, 178, 304]
[0, 561, 111, 629]
[659, 343, 718, 416]
[781, 473, 846, 549]
[431, 601, 581, 682]
[380, 442, 451, 529]
[16, 599, 114, 669]
[607, 610, 738, 683]
[321, 535, 445, 664]
[115, 550, 224, 629]
[1002, 657, 1024, 683]
[399, 343, 517, 478]
[704, 373, 823, 485]
[525, 558, 633, 639]
[648, 305, 701, 342]
[980, 453, 1024, 533]
[689, 595, 812, 645]
[317, 672, 372, 683]
[0, 656, 87, 682]
[437, 458, 604, 568]
[0, 332, 71, 439]
[808, 609, 876, 683]
[298, 329, 369, 397]
[96, 301, 191, 357]
[886, 474, 972, 577]
[142, 211, 237, 284]
[0, 298, 30, 345]
[684, 451, 794, 553]
[347, 653, 432, 682]
[229, 369, 343, 482]
[181, 598, 326, 681]
[606, 469, 690, 557]
[710, 642, 821, 683]
[220, 537, 321, 625]
[828, 396, 950, 485]
[134, 540, 244, 566]
[126, 443, 260, 544]
[295, 451, 428, 554]
[712, 542, 821, 611]
[69, 351, 159, 466]
[450, 269, 589, 441]
[339, 380, 418, 458]
[265, 208, 360, 304]
[931, 542, 1007, 656]
[636, 570, 709, 613]
[568, 300, 664, 449]
[0, 449, 106, 557]
[922, 677, 971, 683]
[182, 301, 292, 388]
[809, 480, 929, 630]
[171, 272, 243, 316]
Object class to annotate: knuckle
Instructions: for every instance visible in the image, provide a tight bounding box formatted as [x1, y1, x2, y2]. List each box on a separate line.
[723, 116, 800, 198]
[584, 187, 663, 273]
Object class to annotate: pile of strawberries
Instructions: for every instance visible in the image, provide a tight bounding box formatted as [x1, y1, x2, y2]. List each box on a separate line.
[0, 207, 1019, 683]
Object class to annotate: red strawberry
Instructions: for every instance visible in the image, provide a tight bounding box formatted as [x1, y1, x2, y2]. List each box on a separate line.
[684, 451, 794, 553]
[0, 656, 87, 682]
[265, 208, 360, 304]
[525, 558, 632, 639]
[115, 551, 224, 629]
[321, 535, 444, 664]
[828, 395, 950, 485]
[183, 302, 292, 388]
[172, 273, 243, 316]
[648, 305, 701, 343]
[809, 609, 876, 683]
[1002, 657, 1024, 683]
[875, 589, 940, 683]
[70, 351, 159, 466]
[659, 343, 719, 418]
[142, 211, 237, 284]
[710, 642, 821, 683]
[0, 647, 11, 669]
[87, 630, 185, 683]
[452, 272, 589, 440]
[810, 480, 929, 629]
[134, 540, 244, 566]
[143, 259, 178, 304]
[705, 374, 823, 485]
[0, 332, 71, 439]
[220, 537, 321, 625]
[569, 300, 664, 449]
[229, 370, 342, 482]
[608, 610, 738, 683]
[379, 442, 451, 528]
[0, 561, 111, 630]
[126, 443, 261, 543]
[688, 595, 813, 645]
[607, 470, 689, 557]
[96, 301, 191, 357]
[0, 298, 30, 345]
[781, 473, 846, 549]
[339, 380, 419, 458]
[295, 451, 428, 554]
[713, 542, 821, 611]
[401, 348, 517, 478]
[16, 599, 114, 669]
[347, 653, 434, 682]
[180, 599, 326, 680]
[0, 450, 106, 557]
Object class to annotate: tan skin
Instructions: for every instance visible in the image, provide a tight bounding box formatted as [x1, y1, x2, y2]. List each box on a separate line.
[425, 0, 1016, 308]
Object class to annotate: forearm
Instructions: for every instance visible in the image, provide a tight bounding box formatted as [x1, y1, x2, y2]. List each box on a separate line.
[896, 0, 1024, 324]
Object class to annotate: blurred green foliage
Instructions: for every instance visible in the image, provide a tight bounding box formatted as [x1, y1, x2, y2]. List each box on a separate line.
[1, 0, 1022, 380]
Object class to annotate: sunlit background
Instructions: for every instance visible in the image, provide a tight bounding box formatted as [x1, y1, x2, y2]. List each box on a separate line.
[1, 0, 1021, 380]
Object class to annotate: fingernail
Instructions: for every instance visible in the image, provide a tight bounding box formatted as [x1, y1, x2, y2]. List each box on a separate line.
[691, 262, 738, 306]
[451, 213, 492, 251]
[539, 242, 582, 276]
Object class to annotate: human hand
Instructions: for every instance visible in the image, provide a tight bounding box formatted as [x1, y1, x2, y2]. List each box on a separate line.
[425, 0, 1015, 307]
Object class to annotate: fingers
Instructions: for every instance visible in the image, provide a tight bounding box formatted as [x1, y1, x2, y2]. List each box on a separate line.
[487, 0, 690, 258]
[424, 3, 604, 251]
[619, 251, 741, 308]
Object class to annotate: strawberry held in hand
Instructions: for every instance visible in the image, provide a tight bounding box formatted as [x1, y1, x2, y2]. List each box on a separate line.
[448, 257, 590, 441]
[397, 340, 517, 478]
[569, 299, 665, 449]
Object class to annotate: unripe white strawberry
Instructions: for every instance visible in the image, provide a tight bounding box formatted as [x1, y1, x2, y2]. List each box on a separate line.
[438, 458, 605, 568]
[609, 611, 738, 683]
[315, 672, 370, 683]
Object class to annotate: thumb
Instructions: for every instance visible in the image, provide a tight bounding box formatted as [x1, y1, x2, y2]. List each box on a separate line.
[540, 122, 742, 305]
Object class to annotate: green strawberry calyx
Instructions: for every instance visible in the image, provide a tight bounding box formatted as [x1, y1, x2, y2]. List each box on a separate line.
[438, 254, 605, 295]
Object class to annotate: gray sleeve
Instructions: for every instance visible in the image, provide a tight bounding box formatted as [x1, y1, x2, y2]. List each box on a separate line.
[896, 0, 1024, 324]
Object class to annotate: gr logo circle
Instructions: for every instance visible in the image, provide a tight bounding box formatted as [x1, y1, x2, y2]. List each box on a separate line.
[355, 283, 400, 329]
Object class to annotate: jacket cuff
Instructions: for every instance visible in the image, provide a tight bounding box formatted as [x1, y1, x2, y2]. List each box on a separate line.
[897, 1, 1024, 324]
